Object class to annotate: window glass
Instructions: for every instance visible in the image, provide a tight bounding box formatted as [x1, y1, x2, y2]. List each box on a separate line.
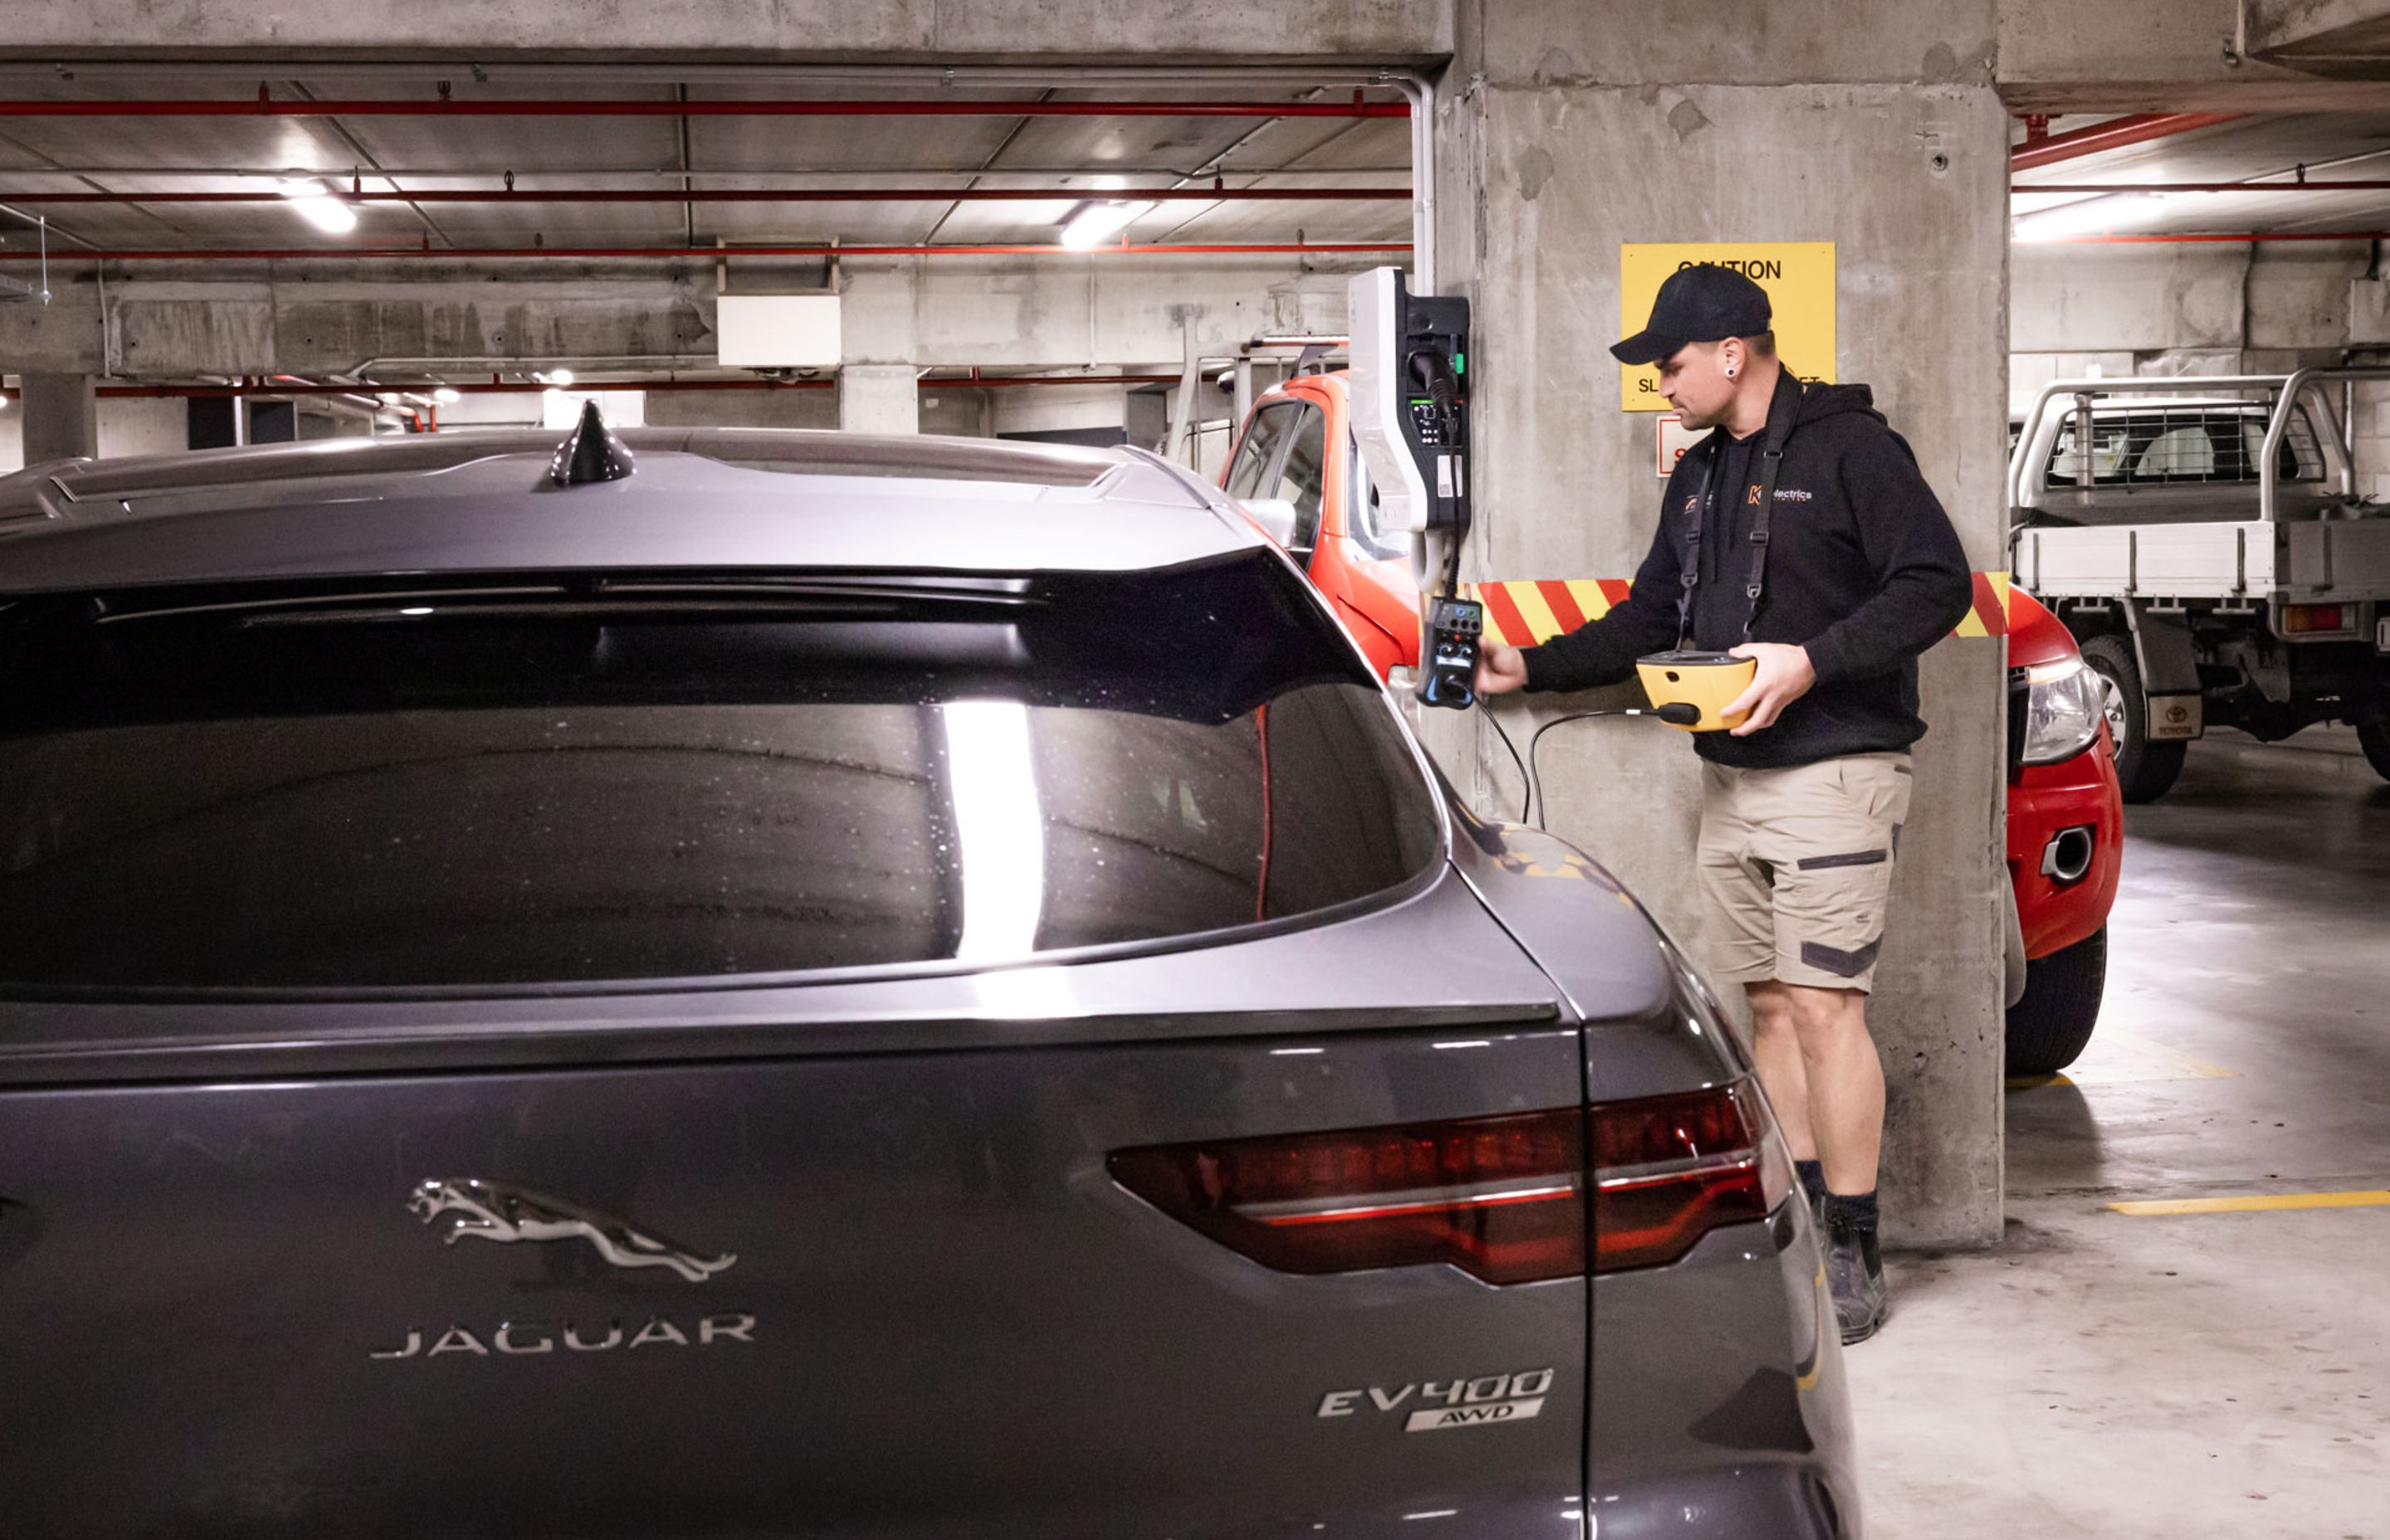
[2046, 406, 2325, 487]
[1269, 406, 1330, 554]
[0, 558, 1441, 993]
[2134, 423, 2215, 480]
[1226, 403, 1295, 500]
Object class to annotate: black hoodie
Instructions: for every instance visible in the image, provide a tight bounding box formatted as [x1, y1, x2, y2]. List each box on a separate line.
[1519, 375, 1974, 769]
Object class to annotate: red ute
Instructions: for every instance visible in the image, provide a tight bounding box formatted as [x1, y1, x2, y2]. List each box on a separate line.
[1218, 372, 1422, 680]
[2000, 587, 2124, 1075]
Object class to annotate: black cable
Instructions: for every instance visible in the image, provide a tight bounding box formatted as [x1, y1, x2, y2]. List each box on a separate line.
[1477, 700, 1531, 822]
[1522, 704, 1702, 830]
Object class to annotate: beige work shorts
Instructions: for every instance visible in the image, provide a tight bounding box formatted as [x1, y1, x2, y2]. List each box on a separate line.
[1695, 751, 1913, 993]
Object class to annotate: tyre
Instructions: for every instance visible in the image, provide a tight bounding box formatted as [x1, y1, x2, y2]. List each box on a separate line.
[2006, 926, 2108, 1078]
[2359, 712, 2390, 784]
[2080, 633, 2186, 803]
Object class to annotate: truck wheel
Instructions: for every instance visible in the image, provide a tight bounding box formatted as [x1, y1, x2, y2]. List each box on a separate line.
[2081, 634, 2186, 803]
[2359, 714, 2390, 784]
[2006, 927, 2108, 1078]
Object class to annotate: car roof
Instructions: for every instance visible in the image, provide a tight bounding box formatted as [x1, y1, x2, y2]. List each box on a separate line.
[0, 426, 1264, 594]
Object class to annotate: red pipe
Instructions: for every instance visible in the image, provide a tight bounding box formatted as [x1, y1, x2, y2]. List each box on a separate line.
[68, 374, 1183, 398]
[0, 186, 1409, 206]
[2022, 181, 2390, 194]
[0, 96, 1407, 119]
[2009, 112, 2239, 173]
[2021, 231, 2390, 245]
[0, 240, 1410, 263]
[939, 373, 1181, 387]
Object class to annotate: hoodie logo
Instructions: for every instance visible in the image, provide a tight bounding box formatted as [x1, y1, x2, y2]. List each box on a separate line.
[1773, 488, 1814, 503]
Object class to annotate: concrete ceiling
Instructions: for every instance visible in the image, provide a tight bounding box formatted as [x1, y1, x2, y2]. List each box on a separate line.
[0, 73, 1411, 256]
[2012, 111, 2390, 238]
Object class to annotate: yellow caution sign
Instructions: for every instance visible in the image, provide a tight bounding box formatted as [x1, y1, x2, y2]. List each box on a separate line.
[1620, 241, 1836, 412]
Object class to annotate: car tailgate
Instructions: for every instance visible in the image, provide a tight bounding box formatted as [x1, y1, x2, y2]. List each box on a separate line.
[0, 872, 1590, 1539]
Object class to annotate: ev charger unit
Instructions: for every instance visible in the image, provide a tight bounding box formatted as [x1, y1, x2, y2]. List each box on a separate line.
[1349, 267, 1475, 709]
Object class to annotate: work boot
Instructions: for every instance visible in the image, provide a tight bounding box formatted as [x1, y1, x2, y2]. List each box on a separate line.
[1822, 1192, 1887, 1345]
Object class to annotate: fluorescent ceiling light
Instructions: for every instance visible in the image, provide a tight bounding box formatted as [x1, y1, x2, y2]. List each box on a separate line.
[1060, 200, 1154, 250]
[2011, 191, 2167, 244]
[544, 368, 576, 388]
[278, 178, 358, 235]
[432, 387, 461, 405]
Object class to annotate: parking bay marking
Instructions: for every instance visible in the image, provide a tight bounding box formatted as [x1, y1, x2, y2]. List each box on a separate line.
[2005, 1030, 2241, 1092]
[2109, 1189, 2390, 1217]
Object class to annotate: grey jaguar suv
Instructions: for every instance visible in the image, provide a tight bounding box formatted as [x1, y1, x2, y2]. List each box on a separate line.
[0, 416, 1856, 1538]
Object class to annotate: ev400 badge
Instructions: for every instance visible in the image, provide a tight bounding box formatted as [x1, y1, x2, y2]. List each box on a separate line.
[1315, 1368, 1555, 1433]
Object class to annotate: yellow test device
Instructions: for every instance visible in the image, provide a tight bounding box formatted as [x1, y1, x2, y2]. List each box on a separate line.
[1634, 651, 1758, 733]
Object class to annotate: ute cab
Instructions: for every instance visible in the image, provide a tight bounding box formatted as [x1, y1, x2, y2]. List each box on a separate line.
[1219, 371, 1422, 680]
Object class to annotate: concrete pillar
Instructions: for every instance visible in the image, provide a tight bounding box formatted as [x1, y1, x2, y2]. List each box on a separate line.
[839, 366, 920, 435]
[838, 256, 919, 436]
[1435, 0, 2011, 1248]
[20, 373, 98, 463]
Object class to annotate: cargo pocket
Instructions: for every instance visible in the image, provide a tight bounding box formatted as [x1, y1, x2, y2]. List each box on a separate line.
[1834, 755, 1912, 831]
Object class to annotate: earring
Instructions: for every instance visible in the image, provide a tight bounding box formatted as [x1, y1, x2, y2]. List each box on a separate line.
[1725, 368, 1737, 378]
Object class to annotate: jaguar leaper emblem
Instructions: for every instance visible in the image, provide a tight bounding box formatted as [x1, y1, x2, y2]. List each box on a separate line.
[407, 1178, 737, 1284]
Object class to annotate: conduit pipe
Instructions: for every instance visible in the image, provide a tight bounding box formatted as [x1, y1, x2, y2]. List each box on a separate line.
[0, 95, 1409, 119]
[0, 187, 1411, 206]
[2021, 231, 2390, 245]
[2008, 112, 2240, 173]
[0, 240, 1411, 264]
[2022, 181, 2390, 194]
[31, 374, 1184, 398]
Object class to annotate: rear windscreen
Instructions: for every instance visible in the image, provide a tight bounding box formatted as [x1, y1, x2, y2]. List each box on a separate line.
[0, 554, 1438, 992]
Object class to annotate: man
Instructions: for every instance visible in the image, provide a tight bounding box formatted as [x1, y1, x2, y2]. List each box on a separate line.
[1476, 266, 1972, 1343]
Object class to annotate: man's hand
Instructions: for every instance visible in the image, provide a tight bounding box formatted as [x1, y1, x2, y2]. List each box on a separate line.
[1723, 642, 1816, 735]
[1475, 644, 1528, 697]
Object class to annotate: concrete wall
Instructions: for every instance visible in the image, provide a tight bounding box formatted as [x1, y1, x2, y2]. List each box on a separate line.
[2, 258, 1373, 383]
[0, 396, 198, 471]
[95, 397, 189, 460]
[1436, 0, 2012, 1247]
[644, 388, 841, 431]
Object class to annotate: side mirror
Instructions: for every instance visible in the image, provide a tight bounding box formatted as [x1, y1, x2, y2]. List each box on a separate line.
[1239, 497, 1301, 548]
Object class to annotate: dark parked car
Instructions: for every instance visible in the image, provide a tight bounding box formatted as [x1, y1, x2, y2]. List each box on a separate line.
[0, 421, 1857, 1538]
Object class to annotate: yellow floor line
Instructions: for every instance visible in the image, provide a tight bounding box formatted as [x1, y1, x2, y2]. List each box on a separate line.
[2109, 1189, 2390, 1216]
[2098, 1030, 2241, 1081]
[2004, 1033, 2241, 1093]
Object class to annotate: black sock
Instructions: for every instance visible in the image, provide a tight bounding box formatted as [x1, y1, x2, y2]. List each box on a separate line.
[1795, 1160, 1827, 1207]
[1824, 1190, 1882, 1274]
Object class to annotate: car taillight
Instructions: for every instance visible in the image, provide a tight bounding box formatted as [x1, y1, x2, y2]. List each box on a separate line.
[1593, 1081, 1789, 1274]
[1107, 1109, 1585, 1285]
[1108, 1078, 1792, 1285]
[2284, 603, 2348, 635]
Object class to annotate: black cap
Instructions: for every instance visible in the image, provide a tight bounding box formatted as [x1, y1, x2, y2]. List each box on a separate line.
[1611, 265, 1773, 366]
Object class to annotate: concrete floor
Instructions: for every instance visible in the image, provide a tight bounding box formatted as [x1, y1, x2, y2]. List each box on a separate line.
[1854, 728, 2390, 1538]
